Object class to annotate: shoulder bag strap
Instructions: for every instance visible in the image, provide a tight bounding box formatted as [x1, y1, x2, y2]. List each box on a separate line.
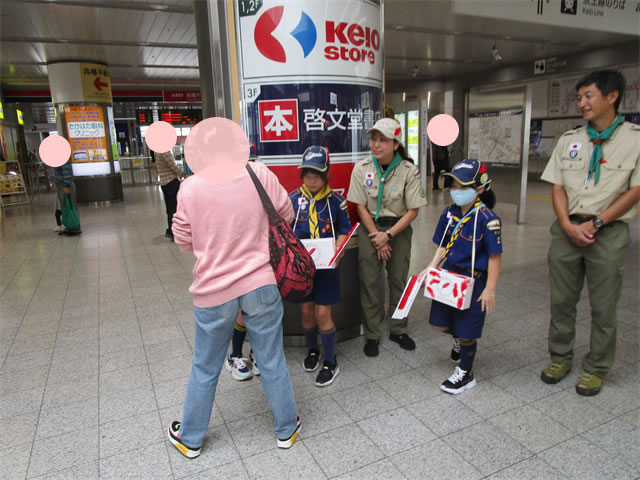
[246, 164, 280, 227]
[470, 206, 481, 277]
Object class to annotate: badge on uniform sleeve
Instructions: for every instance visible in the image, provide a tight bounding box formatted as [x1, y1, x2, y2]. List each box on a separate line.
[487, 219, 501, 231]
[568, 143, 582, 159]
[365, 172, 375, 187]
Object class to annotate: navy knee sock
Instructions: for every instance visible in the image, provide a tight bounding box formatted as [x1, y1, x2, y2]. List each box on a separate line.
[231, 322, 246, 357]
[303, 326, 319, 350]
[459, 339, 477, 372]
[320, 328, 336, 365]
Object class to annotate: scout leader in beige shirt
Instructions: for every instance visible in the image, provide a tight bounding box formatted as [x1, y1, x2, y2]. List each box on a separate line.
[347, 117, 427, 357]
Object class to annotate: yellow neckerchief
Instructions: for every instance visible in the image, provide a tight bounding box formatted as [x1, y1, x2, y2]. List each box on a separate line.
[440, 199, 483, 263]
[300, 184, 332, 239]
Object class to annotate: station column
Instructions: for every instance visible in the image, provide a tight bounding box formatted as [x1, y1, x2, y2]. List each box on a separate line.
[196, 0, 384, 343]
[47, 61, 123, 203]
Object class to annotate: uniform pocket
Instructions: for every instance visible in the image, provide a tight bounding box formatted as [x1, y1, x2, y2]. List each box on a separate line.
[560, 159, 585, 171]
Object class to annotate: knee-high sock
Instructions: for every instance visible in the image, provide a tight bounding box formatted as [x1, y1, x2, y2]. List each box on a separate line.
[459, 339, 477, 372]
[303, 326, 319, 350]
[231, 322, 246, 357]
[320, 328, 336, 365]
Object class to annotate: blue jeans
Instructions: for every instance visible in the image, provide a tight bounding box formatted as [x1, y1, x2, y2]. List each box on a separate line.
[180, 285, 298, 448]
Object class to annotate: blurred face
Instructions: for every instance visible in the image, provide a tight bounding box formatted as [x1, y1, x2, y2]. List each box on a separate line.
[577, 84, 618, 124]
[369, 131, 398, 163]
[302, 170, 326, 194]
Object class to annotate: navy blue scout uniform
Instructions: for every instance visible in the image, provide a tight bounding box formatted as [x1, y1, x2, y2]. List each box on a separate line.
[289, 146, 351, 305]
[430, 202, 502, 338]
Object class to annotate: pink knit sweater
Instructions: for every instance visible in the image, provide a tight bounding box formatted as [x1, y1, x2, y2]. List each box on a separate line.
[172, 163, 294, 308]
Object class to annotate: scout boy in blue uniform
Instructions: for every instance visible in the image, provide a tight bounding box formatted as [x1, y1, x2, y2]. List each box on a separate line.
[289, 146, 352, 387]
[420, 159, 503, 394]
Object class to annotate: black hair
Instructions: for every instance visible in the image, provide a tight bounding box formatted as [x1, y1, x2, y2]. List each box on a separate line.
[575, 70, 626, 111]
[395, 142, 414, 163]
[479, 187, 496, 209]
[300, 167, 329, 184]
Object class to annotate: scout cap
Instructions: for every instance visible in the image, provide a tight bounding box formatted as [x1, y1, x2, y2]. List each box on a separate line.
[299, 146, 329, 172]
[443, 158, 491, 187]
[368, 118, 403, 144]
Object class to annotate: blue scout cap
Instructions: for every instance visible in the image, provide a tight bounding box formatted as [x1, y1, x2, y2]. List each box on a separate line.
[443, 158, 491, 187]
[299, 146, 329, 172]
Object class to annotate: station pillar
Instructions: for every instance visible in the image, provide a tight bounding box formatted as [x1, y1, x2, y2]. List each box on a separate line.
[47, 60, 123, 203]
[196, 0, 384, 343]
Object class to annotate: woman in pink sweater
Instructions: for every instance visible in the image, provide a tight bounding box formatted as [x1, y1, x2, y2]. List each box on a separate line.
[167, 162, 301, 458]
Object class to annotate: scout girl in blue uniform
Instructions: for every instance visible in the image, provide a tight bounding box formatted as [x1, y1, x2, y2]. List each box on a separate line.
[420, 158, 502, 394]
[289, 146, 352, 387]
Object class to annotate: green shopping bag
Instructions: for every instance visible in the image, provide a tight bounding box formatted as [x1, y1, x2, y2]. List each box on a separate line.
[61, 194, 81, 230]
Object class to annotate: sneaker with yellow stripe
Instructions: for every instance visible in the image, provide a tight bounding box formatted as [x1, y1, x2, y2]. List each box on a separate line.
[576, 371, 603, 396]
[168, 421, 201, 458]
[541, 362, 571, 384]
[276, 416, 301, 449]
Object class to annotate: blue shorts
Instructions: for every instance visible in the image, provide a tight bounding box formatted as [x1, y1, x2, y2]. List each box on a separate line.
[289, 268, 341, 306]
[428, 266, 487, 340]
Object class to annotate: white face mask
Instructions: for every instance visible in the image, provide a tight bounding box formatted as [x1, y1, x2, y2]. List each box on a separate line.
[450, 188, 478, 207]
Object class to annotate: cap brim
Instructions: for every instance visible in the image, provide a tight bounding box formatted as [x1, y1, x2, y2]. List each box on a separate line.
[298, 164, 328, 172]
[442, 172, 476, 186]
[366, 127, 393, 139]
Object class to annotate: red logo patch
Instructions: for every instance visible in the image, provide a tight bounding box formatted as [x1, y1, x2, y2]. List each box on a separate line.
[258, 99, 300, 142]
[394, 127, 401, 136]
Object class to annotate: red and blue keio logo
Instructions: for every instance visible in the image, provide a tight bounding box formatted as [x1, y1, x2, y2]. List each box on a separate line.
[254, 6, 317, 63]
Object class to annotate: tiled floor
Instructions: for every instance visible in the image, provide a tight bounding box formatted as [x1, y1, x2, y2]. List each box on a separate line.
[0, 179, 638, 479]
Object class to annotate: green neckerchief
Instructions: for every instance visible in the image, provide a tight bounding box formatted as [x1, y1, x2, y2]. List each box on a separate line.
[371, 152, 404, 221]
[586, 113, 624, 185]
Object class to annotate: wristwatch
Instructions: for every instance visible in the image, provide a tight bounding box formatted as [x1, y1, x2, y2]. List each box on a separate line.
[386, 230, 393, 240]
[593, 217, 605, 230]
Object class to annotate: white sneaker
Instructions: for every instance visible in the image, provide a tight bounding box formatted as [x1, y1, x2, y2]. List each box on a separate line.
[249, 350, 260, 376]
[225, 354, 252, 381]
[53, 225, 64, 232]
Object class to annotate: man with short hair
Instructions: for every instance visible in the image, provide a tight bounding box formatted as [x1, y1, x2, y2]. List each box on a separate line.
[540, 70, 640, 396]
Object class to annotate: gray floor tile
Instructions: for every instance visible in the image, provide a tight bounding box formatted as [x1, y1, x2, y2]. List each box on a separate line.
[154, 376, 190, 410]
[489, 405, 575, 453]
[0, 348, 54, 374]
[488, 366, 562, 403]
[100, 410, 164, 458]
[99, 442, 172, 480]
[215, 383, 271, 423]
[99, 331, 143, 355]
[243, 442, 326, 480]
[539, 436, 638, 480]
[374, 369, 441, 405]
[180, 459, 249, 480]
[27, 426, 99, 478]
[0, 387, 44, 420]
[99, 363, 152, 396]
[531, 390, 615, 434]
[0, 368, 49, 394]
[0, 443, 31, 480]
[334, 459, 406, 480]
[28, 461, 99, 480]
[99, 385, 157, 424]
[581, 418, 640, 472]
[390, 438, 483, 480]
[297, 394, 352, 439]
[148, 353, 192, 384]
[99, 346, 148, 373]
[486, 456, 567, 480]
[350, 350, 410, 381]
[405, 393, 483, 437]
[227, 411, 276, 459]
[456, 381, 525, 418]
[42, 375, 98, 409]
[304, 423, 384, 477]
[443, 421, 533, 476]
[145, 338, 193, 365]
[331, 382, 399, 422]
[0, 412, 39, 449]
[36, 397, 98, 440]
[358, 407, 435, 455]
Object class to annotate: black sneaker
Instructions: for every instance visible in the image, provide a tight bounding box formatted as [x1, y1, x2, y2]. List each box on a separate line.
[389, 333, 416, 350]
[165, 232, 174, 241]
[303, 349, 321, 372]
[364, 339, 379, 357]
[167, 421, 201, 458]
[451, 336, 461, 362]
[315, 360, 340, 387]
[440, 366, 476, 394]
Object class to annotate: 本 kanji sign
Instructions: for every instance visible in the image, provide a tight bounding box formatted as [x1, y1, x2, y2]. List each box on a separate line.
[258, 99, 299, 142]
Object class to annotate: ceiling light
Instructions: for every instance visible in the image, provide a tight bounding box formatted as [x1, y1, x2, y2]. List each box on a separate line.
[150, 4, 169, 10]
[394, 25, 405, 30]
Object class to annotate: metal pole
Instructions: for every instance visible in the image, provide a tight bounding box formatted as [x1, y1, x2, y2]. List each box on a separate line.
[517, 83, 532, 224]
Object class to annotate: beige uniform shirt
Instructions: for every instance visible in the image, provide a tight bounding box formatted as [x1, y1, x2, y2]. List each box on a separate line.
[541, 122, 640, 223]
[347, 157, 427, 218]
